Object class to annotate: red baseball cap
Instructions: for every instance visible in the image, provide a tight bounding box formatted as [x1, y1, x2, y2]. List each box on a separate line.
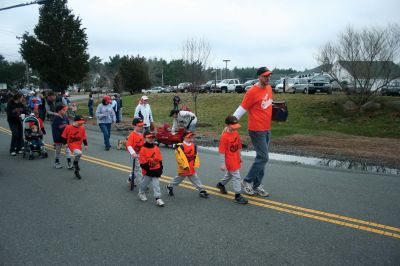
[144, 131, 155, 138]
[103, 95, 112, 103]
[257, 67, 272, 77]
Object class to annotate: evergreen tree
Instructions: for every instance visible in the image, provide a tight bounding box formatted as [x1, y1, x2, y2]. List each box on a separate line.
[115, 55, 151, 94]
[20, 0, 89, 92]
[0, 55, 26, 88]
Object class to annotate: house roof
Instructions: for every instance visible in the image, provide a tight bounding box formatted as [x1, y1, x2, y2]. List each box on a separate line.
[338, 61, 400, 79]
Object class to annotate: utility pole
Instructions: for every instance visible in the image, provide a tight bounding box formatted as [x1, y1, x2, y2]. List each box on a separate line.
[223, 59, 230, 79]
[0, 0, 49, 11]
[161, 68, 164, 87]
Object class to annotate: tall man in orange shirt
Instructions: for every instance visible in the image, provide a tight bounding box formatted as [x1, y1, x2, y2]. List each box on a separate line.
[233, 67, 273, 197]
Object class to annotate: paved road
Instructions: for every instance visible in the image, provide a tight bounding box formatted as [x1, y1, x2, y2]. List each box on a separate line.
[0, 117, 399, 265]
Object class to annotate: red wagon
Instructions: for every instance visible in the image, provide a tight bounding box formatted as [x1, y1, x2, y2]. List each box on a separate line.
[156, 124, 185, 146]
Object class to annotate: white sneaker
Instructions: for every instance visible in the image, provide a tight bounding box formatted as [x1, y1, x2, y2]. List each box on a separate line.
[10, 152, 16, 156]
[155, 198, 165, 207]
[138, 192, 147, 201]
[254, 185, 269, 197]
[241, 180, 255, 195]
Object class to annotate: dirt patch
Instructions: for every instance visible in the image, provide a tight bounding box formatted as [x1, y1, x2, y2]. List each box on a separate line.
[195, 130, 400, 168]
[271, 133, 400, 168]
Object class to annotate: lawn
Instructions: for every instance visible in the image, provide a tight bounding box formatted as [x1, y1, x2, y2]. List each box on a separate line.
[76, 93, 400, 139]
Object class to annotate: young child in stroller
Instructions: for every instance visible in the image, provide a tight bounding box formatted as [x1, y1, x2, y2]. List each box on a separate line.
[23, 116, 48, 159]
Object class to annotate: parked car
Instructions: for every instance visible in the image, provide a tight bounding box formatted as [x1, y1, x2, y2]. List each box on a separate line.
[308, 75, 332, 94]
[214, 79, 243, 93]
[199, 80, 215, 93]
[210, 80, 221, 92]
[177, 82, 192, 92]
[291, 78, 309, 94]
[143, 86, 164, 94]
[269, 79, 280, 89]
[381, 81, 400, 96]
[243, 79, 258, 92]
[274, 78, 296, 93]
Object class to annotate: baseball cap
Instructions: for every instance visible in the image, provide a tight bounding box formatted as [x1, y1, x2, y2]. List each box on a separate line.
[141, 95, 149, 101]
[132, 117, 144, 126]
[74, 115, 85, 123]
[143, 131, 155, 138]
[256, 67, 272, 77]
[183, 130, 195, 138]
[225, 115, 241, 129]
[103, 95, 112, 103]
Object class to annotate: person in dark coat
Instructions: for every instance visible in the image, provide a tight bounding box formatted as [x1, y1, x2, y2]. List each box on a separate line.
[6, 93, 28, 155]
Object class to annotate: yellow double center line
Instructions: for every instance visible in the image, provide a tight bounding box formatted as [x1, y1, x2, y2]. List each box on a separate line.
[1, 126, 399, 239]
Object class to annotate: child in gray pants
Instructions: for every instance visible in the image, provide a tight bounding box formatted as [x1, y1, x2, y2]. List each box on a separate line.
[138, 131, 165, 207]
[166, 131, 209, 198]
[216, 115, 248, 204]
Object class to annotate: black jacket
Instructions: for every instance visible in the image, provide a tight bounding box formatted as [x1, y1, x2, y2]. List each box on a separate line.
[6, 100, 27, 124]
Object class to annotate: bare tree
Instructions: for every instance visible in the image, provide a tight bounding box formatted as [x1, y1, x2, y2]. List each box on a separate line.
[181, 37, 212, 114]
[317, 24, 400, 106]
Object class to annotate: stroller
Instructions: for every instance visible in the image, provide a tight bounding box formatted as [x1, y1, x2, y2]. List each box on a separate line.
[22, 115, 48, 160]
[156, 123, 185, 146]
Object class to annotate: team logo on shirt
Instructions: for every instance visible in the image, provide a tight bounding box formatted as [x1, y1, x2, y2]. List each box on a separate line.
[70, 131, 81, 142]
[261, 93, 272, 109]
[229, 137, 239, 152]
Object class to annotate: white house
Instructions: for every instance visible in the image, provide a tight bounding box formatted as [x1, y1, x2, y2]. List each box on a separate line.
[333, 61, 400, 91]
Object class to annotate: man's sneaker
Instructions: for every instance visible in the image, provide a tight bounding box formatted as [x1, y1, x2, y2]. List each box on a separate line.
[17, 150, 23, 154]
[166, 185, 174, 196]
[155, 198, 165, 207]
[241, 180, 255, 195]
[254, 185, 269, 197]
[10, 152, 16, 156]
[67, 161, 74, 170]
[138, 192, 147, 201]
[74, 170, 82, 179]
[234, 195, 249, 205]
[54, 162, 63, 169]
[199, 190, 209, 198]
[216, 182, 228, 194]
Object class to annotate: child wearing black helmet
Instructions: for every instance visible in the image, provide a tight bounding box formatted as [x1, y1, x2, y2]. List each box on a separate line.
[138, 131, 165, 207]
[216, 115, 248, 204]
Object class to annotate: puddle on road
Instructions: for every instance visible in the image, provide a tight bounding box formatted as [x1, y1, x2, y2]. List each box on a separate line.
[199, 146, 400, 176]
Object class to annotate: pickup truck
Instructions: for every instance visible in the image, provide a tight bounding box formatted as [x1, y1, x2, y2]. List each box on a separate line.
[214, 79, 244, 93]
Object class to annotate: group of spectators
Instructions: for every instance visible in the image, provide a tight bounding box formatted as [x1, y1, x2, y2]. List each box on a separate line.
[4, 89, 76, 155]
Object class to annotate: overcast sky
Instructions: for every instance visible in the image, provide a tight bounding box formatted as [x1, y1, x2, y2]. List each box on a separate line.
[1, 0, 399, 70]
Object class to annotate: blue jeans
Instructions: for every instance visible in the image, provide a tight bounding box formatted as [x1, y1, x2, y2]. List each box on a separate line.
[99, 123, 111, 148]
[88, 106, 94, 117]
[244, 130, 271, 188]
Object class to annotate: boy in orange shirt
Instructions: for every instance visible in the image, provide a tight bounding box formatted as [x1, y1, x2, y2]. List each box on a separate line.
[166, 131, 209, 198]
[126, 118, 145, 187]
[61, 115, 88, 179]
[216, 116, 248, 204]
[138, 131, 165, 207]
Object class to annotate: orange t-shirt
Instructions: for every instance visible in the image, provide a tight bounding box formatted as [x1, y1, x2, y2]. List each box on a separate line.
[139, 145, 163, 175]
[126, 131, 144, 153]
[240, 84, 273, 131]
[61, 125, 87, 151]
[219, 130, 242, 171]
[180, 142, 196, 176]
